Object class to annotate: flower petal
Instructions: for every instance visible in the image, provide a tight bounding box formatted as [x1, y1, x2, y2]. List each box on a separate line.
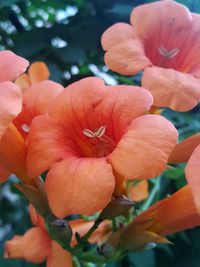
[24, 80, 64, 115]
[101, 23, 151, 75]
[14, 80, 64, 139]
[5, 227, 51, 264]
[0, 82, 22, 138]
[0, 50, 29, 82]
[102, 23, 137, 51]
[185, 145, 200, 213]
[109, 114, 178, 180]
[131, 0, 192, 45]
[49, 77, 153, 140]
[0, 164, 11, 183]
[134, 185, 200, 236]
[29, 205, 45, 228]
[142, 67, 200, 111]
[117, 185, 200, 251]
[47, 241, 72, 267]
[27, 116, 71, 177]
[169, 133, 200, 163]
[45, 157, 115, 217]
[0, 124, 27, 181]
[15, 73, 30, 92]
[28, 62, 50, 84]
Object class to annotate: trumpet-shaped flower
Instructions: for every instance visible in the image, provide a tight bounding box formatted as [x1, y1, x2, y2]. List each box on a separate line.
[101, 0, 200, 111]
[27, 77, 178, 218]
[5, 206, 110, 266]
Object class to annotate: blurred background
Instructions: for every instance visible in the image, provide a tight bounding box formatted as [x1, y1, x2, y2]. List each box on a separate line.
[0, 0, 200, 266]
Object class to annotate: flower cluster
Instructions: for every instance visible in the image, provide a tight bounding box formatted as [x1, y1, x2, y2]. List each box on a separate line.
[1, 0, 200, 266]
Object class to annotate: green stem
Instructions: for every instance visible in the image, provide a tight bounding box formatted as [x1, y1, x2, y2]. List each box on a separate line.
[79, 220, 101, 243]
[73, 257, 81, 267]
[141, 176, 161, 211]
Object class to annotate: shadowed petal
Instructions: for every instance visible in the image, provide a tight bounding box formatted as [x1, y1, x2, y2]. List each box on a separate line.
[117, 185, 200, 251]
[45, 157, 115, 218]
[134, 185, 200, 236]
[109, 114, 178, 180]
[15, 73, 30, 92]
[0, 124, 27, 180]
[0, 82, 22, 138]
[47, 241, 72, 267]
[0, 50, 28, 82]
[185, 145, 200, 213]
[142, 67, 200, 111]
[5, 227, 51, 264]
[0, 164, 11, 183]
[29, 205, 45, 229]
[169, 133, 200, 163]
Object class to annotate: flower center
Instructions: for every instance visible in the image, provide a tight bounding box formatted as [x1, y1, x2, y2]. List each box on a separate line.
[82, 126, 116, 157]
[158, 46, 179, 59]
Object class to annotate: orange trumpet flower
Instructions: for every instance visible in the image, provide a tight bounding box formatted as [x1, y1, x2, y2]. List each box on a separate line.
[27, 77, 178, 218]
[101, 0, 200, 111]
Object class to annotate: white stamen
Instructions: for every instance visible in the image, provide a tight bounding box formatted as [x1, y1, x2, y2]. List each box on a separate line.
[158, 46, 179, 59]
[82, 129, 95, 138]
[83, 126, 106, 138]
[21, 124, 30, 133]
[95, 126, 106, 137]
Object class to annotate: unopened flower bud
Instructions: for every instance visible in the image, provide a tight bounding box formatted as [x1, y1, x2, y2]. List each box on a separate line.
[98, 242, 114, 257]
[99, 195, 135, 221]
[48, 218, 72, 248]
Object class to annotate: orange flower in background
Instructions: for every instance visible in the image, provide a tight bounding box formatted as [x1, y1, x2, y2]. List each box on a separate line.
[15, 61, 50, 92]
[27, 77, 178, 218]
[5, 206, 110, 266]
[101, 0, 200, 111]
[129, 180, 149, 203]
[108, 185, 200, 252]
[0, 50, 28, 182]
